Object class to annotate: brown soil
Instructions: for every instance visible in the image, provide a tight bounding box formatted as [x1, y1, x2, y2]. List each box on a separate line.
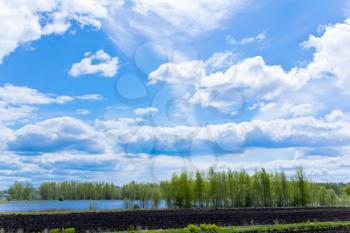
[1, 208, 350, 232]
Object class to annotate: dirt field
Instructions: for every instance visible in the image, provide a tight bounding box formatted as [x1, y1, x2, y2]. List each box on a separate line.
[1, 208, 350, 232]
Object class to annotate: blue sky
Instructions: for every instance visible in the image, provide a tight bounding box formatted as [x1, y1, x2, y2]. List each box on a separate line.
[0, 0, 350, 188]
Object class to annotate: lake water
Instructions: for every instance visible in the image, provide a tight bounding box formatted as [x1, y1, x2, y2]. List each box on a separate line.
[0, 200, 166, 212]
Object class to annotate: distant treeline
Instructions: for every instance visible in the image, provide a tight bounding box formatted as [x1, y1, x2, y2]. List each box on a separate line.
[39, 182, 119, 200]
[157, 168, 349, 208]
[6, 168, 350, 208]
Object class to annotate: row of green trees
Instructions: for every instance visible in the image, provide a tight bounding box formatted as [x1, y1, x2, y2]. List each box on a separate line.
[7, 181, 34, 201]
[39, 181, 120, 200]
[158, 168, 345, 208]
[121, 182, 162, 208]
[6, 168, 350, 208]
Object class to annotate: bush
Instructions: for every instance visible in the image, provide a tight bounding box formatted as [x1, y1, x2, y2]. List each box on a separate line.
[49, 228, 75, 233]
[128, 225, 137, 233]
[185, 224, 218, 233]
[49, 229, 60, 233]
[185, 224, 200, 233]
[62, 228, 75, 233]
[200, 224, 219, 232]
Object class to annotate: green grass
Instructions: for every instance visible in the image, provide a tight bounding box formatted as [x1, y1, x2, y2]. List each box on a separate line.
[113, 221, 350, 233]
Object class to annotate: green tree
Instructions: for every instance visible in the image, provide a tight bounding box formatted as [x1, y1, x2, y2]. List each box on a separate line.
[294, 167, 308, 206]
[194, 171, 205, 207]
[8, 181, 34, 200]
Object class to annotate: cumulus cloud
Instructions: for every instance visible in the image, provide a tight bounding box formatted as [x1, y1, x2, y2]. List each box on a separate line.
[131, 0, 243, 36]
[193, 56, 295, 109]
[205, 51, 236, 72]
[149, 55, 296, 115]
[69, 50, 119, 77]
[89, 112, 350, 156]
[0, 0, 246, 63]
[0, 84, 103, 105]
[148, 18, 350, 122]
[0, 124, 13, 150]
[0, 0, 123, 63]
[105, 0, 247, 56]
[0, 104, 35, 123]
[0, 84, 103, 124]
[301, 19, 350, 89]
[0, 84, 58, 105]
[149, 60, 205, 85]
[8, 117, 107, 154]
[2, 110, 350, 185]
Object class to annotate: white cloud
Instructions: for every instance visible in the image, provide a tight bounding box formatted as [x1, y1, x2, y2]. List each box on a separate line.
[0, 124, 14, 150]
[8, 117, 108, 154]
[134, 107, 158, 116]
[0, 84, 103, 124]
[0, 0, 55, 63]
[149, 56, 296, 112]
[0, 0, 123, 63]
[148, 19, 350, 121]
[2, 111, 350, 185]
[0, 0, 247, 64]
[131, 0, 243, 36]
[0, 84, 103, 105]
[191, 56, 294, 109]
[0, 84, 55, 105]
[226, 31, 267, 45]
[205, 51, 236, 72]
[105, 0, 247, 56]
[69, 50, 119, 77]
[0, 104, 35, 124]
[149, 60, 205, 85]
[76, 94, 104, 101]
[301, 19, 350, 90]
[92, 113, 350, 156]
[240, 31, 266, 44]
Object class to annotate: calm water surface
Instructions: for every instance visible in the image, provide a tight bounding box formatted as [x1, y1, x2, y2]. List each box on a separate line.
[0, 200, 166, 212]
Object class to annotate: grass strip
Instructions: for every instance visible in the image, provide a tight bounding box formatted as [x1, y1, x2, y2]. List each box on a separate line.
[115, 221, 350, 233]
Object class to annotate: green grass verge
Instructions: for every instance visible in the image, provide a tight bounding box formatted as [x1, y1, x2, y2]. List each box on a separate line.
[115, 221, 350, 233]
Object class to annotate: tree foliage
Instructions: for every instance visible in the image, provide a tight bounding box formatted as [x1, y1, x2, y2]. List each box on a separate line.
[8, 181, 34, 200]
[6, 168, 349, 208]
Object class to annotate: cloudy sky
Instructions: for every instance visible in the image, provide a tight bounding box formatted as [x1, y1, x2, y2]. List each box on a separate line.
[1, 0, 350, 188]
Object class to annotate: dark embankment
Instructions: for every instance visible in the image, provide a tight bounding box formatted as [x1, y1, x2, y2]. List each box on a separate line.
[2, 208, 350, 232]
